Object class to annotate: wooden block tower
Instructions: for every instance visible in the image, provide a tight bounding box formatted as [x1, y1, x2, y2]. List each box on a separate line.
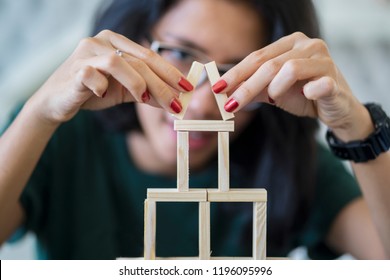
[143, 62, 267, 260]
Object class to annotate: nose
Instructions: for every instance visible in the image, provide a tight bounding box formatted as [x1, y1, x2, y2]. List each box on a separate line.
[184, 82, 222, 120]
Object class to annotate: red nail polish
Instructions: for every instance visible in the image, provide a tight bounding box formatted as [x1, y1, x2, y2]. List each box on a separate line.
[141, 90, 150, 103]
[178, 77, 194, 91]
[212, 80, 228, 94]
[170, 98, 182, 114]
[224, 98, 239, 113]
[268, 96, 275, 104]
[102, 91, 107, 98]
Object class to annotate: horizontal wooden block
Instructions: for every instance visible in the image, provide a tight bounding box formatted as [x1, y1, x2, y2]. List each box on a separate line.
[207, 188, 267, 202]
[147, 188, 207, 202]
[211, 257, 285, 260]
[174, 120, 234, 132]
[118, 257, 286, 260]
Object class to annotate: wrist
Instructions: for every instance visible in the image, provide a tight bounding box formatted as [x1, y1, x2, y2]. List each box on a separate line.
[330, 103, 375, 142]
[24, 95, 62, 130]
[326, 103, 390, 163]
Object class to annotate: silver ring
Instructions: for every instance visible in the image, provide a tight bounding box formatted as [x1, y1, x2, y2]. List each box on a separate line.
[115, 49, 123, 57]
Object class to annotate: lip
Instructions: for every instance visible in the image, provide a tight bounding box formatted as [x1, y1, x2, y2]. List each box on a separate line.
[165, 114, 214, 150]
[188, 131, 213, 150]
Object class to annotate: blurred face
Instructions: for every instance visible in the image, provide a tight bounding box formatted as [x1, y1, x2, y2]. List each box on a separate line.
[131, 0, 265, 174]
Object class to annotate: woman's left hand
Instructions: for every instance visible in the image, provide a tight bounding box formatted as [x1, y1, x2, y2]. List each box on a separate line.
[216, 32, 370, 140]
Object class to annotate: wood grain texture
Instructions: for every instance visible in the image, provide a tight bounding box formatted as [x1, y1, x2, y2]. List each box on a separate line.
[205, 61, 235, 121]
[120, 257, 285, 260]
[207, 188, 267, 202]
[173, 61, 204, 120]
[218, 131, 229, 192]
[144, 199, 156, 260]
[147, 189, 208, 202]
[174, 120, 234, 132]
[253, 202, 267, 260]
[199, 202, 211, 260]
[177, 131, 189, 192]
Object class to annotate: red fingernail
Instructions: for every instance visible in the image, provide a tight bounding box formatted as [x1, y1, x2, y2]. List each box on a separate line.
[212, 80, 228, 94]
[102, 91, 107, 98]
[141, 90, 150, 103]
[224, 98, 239, 113]
[268, 96, 275, 104]
[178, 77, 194, 91]
[170, 98, 182, 114]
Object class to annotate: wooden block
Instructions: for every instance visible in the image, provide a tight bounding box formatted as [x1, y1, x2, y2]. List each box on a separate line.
[174, 120, 234, 132]
[253, 202, 267, 260]
[147, 188, 207, 202]
[144, 199, 156, 260]
[205, 61, 235, 121]
[173, 61, 204, 120]
[118, 257, 286, 260]
[210, 257, 254, 260]
[207, 188, 267, 202]
[218, 131, 229, 192]
[199, 202, 211, 260]
[177, 131, 189, 192]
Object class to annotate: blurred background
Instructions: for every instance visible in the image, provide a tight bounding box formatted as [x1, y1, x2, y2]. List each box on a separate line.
[0, 0, 389, 259]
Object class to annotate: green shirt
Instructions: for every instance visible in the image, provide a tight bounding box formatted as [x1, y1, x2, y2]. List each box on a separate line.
[5, 111, 361, 259]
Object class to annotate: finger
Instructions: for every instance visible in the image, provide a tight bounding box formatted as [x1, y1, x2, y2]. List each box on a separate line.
[267, 57, 333, 99]
[81, 53, 148, 103]
[77, 50, 183, 113]
[96, 30, 194, 92]
[304, 76, 339, 100]
[75, 65, 109, 98]
[74, 41, 158, 105]
[222, 34, 332, 113]
[213, 32, 308, 94]
[81, 77, 126, 110]
[223, 48, 309, 112]
[124, 56, 184, 113]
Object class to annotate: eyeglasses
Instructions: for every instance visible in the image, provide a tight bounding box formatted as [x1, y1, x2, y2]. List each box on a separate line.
[150, 40, 235, 86]
[149, 38, 262, 112]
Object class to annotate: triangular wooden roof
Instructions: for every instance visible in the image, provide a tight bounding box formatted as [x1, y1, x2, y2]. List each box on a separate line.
[173, 61, 235, 121]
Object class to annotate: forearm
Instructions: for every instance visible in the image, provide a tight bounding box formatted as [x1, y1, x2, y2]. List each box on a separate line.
[351, 154, 390, 258]
[0, 96, 59, 233]
[331, 103, 390, 258]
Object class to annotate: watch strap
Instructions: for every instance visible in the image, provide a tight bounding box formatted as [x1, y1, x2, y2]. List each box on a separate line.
[326, 103, 390, 163]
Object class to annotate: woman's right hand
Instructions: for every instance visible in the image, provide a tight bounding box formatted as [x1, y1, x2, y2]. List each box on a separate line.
[31, 29, 193, 124]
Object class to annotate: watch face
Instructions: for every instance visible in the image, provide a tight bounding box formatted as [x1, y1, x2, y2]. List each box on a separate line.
[365, 103, 388, 127]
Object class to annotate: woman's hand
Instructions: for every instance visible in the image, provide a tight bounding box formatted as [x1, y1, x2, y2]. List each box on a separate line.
[216, 32, 371, 141]
[31, 30, 193, 124]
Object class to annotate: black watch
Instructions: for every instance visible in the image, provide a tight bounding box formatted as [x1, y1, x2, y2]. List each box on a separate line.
[326, 103, 390, 163]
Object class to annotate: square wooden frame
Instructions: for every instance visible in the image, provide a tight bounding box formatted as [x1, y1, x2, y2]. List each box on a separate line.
[175, 120, 234, 192]
[144, 188, 267, 260]
[142, 104, 267, 260]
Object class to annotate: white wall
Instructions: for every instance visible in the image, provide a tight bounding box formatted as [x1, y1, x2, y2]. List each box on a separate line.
[0, 0, 105, 259]
[1, 0, 389, 259]
[0, 0, 106, 129]
[314, 0, 390, 112]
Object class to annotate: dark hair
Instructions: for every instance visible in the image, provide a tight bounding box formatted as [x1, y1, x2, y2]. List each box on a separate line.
[92, 0, 320, 256]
